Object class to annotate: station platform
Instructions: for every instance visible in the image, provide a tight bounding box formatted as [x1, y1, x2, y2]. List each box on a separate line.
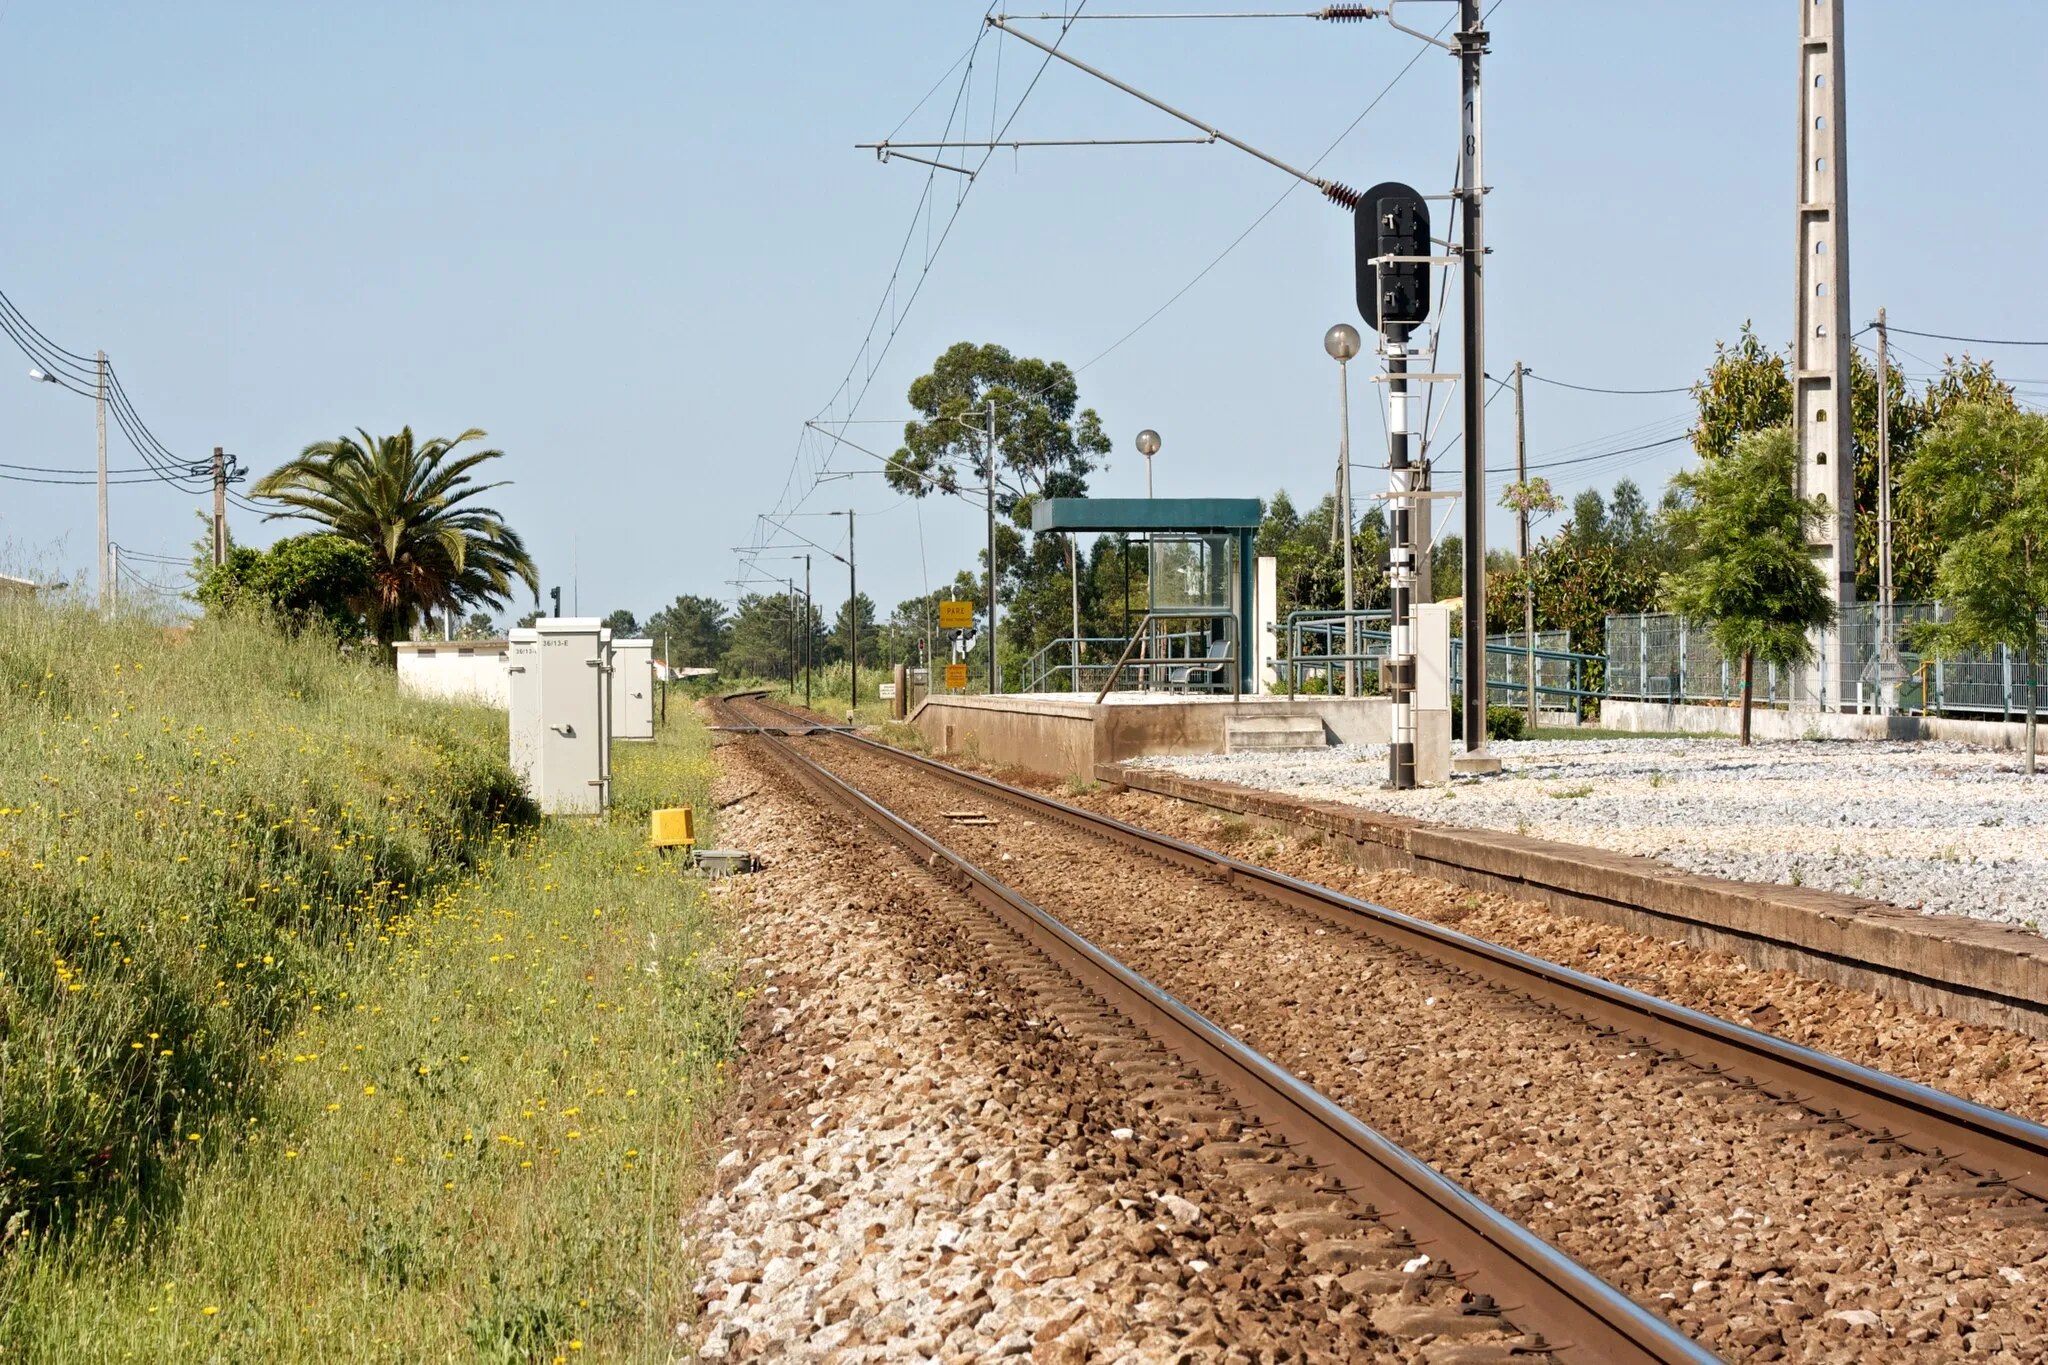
[907, 691, 1450, 782]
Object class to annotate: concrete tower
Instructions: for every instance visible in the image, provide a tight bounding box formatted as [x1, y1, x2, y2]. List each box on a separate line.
[1794, 0, 1855, 706]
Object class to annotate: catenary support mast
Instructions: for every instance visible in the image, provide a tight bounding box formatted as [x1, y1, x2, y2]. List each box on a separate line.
[1794, 0, 1855, 707]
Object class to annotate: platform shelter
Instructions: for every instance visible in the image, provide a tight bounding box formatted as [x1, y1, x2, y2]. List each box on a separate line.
[1030, 496, 1261, 695]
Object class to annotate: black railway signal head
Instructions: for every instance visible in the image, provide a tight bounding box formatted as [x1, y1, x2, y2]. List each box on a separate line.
[1354, 180, 1432, 338]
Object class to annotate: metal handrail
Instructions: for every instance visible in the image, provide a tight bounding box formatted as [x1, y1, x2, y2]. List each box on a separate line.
[1094, 611, 1241, 703]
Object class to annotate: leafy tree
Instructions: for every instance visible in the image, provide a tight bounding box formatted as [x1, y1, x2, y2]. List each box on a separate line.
[458, 611, 497, 639]
[196, 533, 374, 639]
[1256, 491, 1388, 616]
[644, 594, 731, 667]
[885, 342, 1111, 515]
[1899, 402, 2048, 771]
[883, 343, 1113, 683]
[1661, 429, 1836, 744]
[1870, 354, 2020, 603]
[601, 608, 640, 637]
[1689, 324, 1792, 463]
[252, 426, 536, 662]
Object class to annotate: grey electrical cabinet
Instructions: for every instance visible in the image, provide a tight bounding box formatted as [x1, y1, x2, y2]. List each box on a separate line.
[533, 618, 609, 815]
[506, 628, 541, 799]
[610, 638, 655, 741]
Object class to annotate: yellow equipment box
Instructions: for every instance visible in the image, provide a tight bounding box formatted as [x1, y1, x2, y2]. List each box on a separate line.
[650, 806, 695, 849]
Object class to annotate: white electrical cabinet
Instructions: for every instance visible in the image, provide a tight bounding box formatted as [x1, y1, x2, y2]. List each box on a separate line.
[609, 638, 655, 741]
[532, 618, 609, 815]
[506, 629, 541, 798]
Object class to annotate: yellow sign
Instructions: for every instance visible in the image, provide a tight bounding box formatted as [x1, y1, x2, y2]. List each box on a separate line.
[938, 600, 974, 630]
[944, 663, 969, 691]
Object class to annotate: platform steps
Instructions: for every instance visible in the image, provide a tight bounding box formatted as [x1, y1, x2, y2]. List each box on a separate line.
[1224, 715, 1329, 753]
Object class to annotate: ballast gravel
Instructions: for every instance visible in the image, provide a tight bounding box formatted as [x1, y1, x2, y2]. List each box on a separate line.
[688, 738, 1527, 1363]
[1131, 736, 2048, 928]
[807, 737, 2048, 1362]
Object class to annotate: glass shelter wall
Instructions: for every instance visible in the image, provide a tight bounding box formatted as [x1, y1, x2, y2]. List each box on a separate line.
[1149, 534, 1237, 615]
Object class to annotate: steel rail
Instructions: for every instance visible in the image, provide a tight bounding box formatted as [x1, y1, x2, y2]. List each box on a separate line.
[716, 696, 1717, 1364]
[783, 712, 2048, 1205]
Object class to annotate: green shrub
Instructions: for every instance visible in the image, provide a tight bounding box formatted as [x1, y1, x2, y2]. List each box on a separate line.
[0, 602, 534, 1235]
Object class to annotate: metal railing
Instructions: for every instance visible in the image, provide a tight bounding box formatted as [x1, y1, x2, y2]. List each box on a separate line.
[1022, 616, 1239, 695]
[1278, 610, 1601, 709]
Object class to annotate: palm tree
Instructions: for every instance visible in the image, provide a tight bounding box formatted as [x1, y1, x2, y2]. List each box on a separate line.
[253, 426, 538, 659]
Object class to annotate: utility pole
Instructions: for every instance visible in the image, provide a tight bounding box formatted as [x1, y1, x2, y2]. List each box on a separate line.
[1455, 0, 1496, 769]
[108, 542, 119, 613]
[96, 350, 109, 614]
[1515, 361, 1536, 733]
[1794, 0, 1855, 708]
[847, 509, 857, 712]
[211, 447, 228, 567]
[804, 553, 813, 711]
[1875, 307, 1900, 714]
[986, 397, 1000, 694]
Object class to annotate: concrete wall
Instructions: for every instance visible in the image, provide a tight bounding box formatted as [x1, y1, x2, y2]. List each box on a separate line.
[1601, 698, 2046, 753]
[908, 694, 1415, 776]
[396, 641, 511, 709]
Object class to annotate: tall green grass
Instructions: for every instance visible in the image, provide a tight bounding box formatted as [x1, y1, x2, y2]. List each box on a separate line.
[0, 603, 739, 1359]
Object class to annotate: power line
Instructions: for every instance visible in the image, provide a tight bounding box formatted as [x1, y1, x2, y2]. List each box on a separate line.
[1886, 325, 2048, 348]
[1518, 370, 1691, 396]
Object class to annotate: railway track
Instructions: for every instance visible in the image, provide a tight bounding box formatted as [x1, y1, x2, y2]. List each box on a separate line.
[714, 693, 1717, 1364]
[720, 694, 2048, 1359]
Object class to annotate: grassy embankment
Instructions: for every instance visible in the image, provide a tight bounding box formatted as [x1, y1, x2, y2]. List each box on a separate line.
[0, 603, 738, 1361]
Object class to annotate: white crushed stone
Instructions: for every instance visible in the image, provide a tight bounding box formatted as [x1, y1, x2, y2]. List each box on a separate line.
[1133, 736, 2048, 929]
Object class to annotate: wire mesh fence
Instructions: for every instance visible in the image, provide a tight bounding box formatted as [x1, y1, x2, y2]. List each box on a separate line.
[1604, 604, 2045, 718]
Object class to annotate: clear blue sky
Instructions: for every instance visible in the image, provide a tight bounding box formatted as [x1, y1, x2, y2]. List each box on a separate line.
[3, 3, 2044, 623]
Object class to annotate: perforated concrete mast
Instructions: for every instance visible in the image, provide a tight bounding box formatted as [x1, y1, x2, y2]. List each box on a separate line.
[1794, 0, 1856, 707]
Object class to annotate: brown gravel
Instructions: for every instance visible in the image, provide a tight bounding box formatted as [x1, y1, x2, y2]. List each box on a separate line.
[798, 734, 2048, 1362]
[1049, 778, 2048, 1128]
[690, 736, 1538, 1363]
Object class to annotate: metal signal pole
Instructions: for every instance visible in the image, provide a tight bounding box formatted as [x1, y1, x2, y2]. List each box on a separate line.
[804, 553, 814, 711]
[1456, 0, 1495, 768]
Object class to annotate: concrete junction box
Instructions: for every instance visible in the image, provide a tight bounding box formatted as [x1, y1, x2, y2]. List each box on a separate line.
[609, 638, 655, 742]
[530, 618, 611, 815]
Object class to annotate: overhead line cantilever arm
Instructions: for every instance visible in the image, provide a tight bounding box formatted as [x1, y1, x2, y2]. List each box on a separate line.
[859, 136, 1218, 151]
[985, 15, 1363, 209]
[871, 148, 975, 177]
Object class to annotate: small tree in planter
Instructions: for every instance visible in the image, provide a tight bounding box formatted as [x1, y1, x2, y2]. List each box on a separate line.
[1661, 429, 1836, 744]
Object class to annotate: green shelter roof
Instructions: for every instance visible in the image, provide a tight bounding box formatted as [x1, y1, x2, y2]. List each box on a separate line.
[1030, 496, 1263, 533]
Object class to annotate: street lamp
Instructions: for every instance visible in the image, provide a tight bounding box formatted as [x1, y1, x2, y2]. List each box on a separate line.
[1324, 324, 1362, 696]
[27, 367, 58, 384]
[1135, 429, 1160, 498]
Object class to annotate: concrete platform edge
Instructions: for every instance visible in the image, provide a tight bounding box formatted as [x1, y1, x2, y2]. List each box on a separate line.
[1099, 762, 2048, 1040]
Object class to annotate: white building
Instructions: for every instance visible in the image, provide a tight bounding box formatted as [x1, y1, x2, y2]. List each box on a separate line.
[395, 639, 511, 709]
